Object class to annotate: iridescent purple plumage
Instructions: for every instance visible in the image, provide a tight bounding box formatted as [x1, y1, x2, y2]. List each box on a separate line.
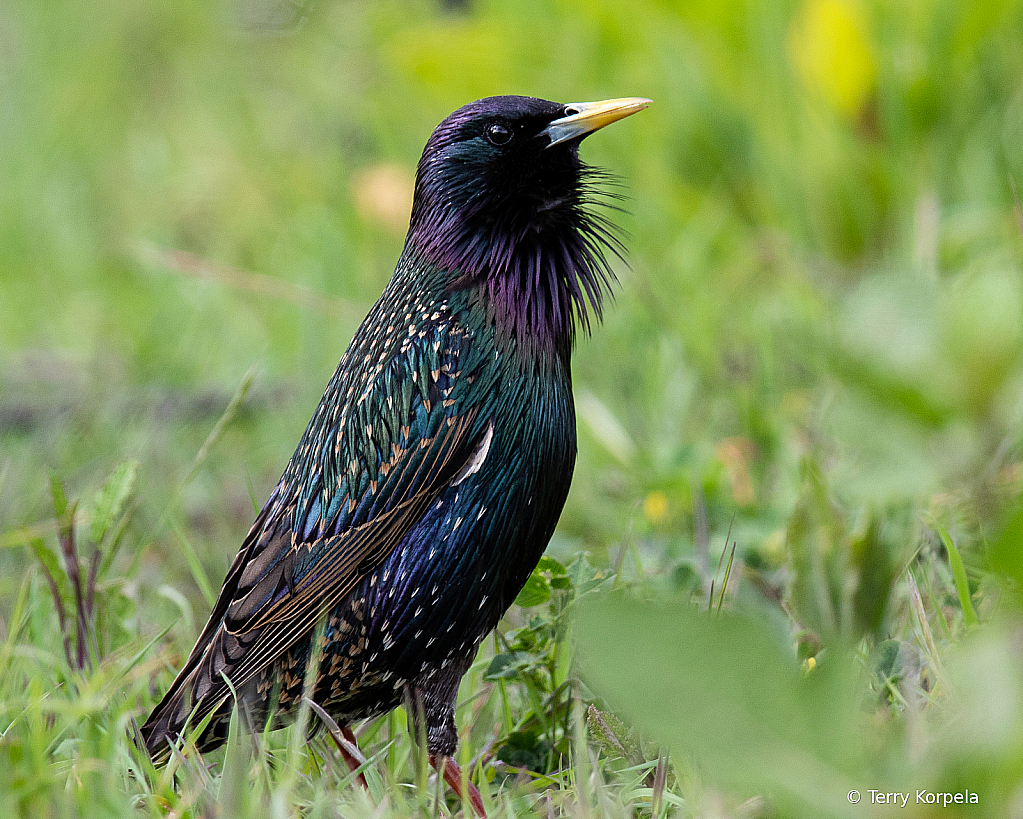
[408, 96, 625, 353]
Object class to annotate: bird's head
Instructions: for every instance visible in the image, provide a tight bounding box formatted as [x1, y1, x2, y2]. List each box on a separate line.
[406, 95, 649, 354]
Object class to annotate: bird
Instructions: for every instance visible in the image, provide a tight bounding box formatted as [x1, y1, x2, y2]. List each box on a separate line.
[140, 94, 648, 815]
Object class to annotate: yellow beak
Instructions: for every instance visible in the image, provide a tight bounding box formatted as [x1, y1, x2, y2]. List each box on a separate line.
[543, 97, 651, 148]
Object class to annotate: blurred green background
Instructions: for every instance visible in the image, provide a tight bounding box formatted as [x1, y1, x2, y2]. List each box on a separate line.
[3, 0, 1023, 816]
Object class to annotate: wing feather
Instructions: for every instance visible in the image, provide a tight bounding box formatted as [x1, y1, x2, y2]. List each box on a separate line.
[142, 309, 487, 756]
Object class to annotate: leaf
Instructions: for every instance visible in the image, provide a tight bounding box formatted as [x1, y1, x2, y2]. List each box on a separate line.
[29, 536, 67, 603]
[990, 502, 1023, 610]
[49, 472, 68, 519]
[935, 525, 979, 627]
[515, 555, 572, 607]
[29, 535, 72, 667]
[514, 571, 551, 608]
[585, 705, 636, 761]
[484, 651, 536, 681]
[786, 461, 899, 644]
[496, 730, 551, 771]
[566, 552, 608, 597]
[88, 461, 138, 546]
[536, 555, 566, 572]
[218, 704, 253, 817]
[574, 594, 865, 818]
[550, 574, 572, 591]
[171, 520, 216, 608]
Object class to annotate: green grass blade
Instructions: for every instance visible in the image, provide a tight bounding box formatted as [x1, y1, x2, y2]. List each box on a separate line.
[936, 525, 979, 627]
[170, 519, 216, 608]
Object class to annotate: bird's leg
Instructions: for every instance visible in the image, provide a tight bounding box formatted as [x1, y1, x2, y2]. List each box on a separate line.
[429, 754, 486, 818]
[404, 679, 486, 816]
[327, 722, 368, 789]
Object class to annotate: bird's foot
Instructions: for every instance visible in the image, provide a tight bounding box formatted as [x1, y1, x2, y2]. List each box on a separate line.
[430, 754, 486, 818]
[327, 723, 368, 789]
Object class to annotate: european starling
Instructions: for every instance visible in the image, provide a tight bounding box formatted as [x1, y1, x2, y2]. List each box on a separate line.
[141, 95, 648, 814]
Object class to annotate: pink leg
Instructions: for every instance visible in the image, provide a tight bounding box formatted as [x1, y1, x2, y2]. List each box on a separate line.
[328, 723, 368, 789]
[430, 754, 486, 818]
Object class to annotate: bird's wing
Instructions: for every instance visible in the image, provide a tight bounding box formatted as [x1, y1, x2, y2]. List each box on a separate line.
[143, 316, 489, 750]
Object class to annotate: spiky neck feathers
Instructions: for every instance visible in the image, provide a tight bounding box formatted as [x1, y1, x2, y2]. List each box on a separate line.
[404, 96, 622, 355]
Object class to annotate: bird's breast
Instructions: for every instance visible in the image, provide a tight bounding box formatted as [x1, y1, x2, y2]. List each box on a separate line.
[351, 350, 577, 682]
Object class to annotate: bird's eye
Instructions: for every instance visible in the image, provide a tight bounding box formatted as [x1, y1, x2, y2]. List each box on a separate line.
[485, 123, 512, 146]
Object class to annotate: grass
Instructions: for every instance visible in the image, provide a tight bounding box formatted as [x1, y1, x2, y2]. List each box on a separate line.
[3, 0, 1023, 816]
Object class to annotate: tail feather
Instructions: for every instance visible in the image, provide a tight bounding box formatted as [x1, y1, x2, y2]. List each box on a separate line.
[140, 499, 281, 761]
[140, 666, 233, 761]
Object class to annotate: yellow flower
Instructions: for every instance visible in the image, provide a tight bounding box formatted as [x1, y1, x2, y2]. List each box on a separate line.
[643, 490, 669, 524]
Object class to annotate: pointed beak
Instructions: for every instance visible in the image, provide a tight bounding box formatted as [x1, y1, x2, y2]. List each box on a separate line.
[542, 97, 651, 148]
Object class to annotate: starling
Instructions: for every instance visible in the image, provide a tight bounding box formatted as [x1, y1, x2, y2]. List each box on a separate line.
[141, 95, 648, 814]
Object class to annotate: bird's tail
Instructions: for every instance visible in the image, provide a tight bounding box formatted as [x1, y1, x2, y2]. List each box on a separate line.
[139, 498, 285, 762]
[139, 667, 234, 762]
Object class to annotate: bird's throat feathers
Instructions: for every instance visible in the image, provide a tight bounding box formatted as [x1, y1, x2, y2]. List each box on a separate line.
[405, 181, 620, 357]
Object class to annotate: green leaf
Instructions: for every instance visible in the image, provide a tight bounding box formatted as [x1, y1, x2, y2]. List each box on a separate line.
[566, 552, 610, 597]
[550, 574, 572, 590]
[49, 472, 68, 519]
[496, 729, 551, 771]
[484, 651, 535, 681]
[575, 594, 864, 818]
[567, 552, 597, 585]
[787, 461, 899, 644]
[515, 555, 573, 607]
[29, 536, 66, 595]
[536, 554, 568, 575]
[171, 520, 216, 608]
[88, 461, 138, 546]
[514, 571, 551, 608]
[873, 639, 901, 683]
[990, 502, 1023, 609]
[585, 704, 636, 761]
[936, 525, 979, 627]
[218, 704, 253, 816]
